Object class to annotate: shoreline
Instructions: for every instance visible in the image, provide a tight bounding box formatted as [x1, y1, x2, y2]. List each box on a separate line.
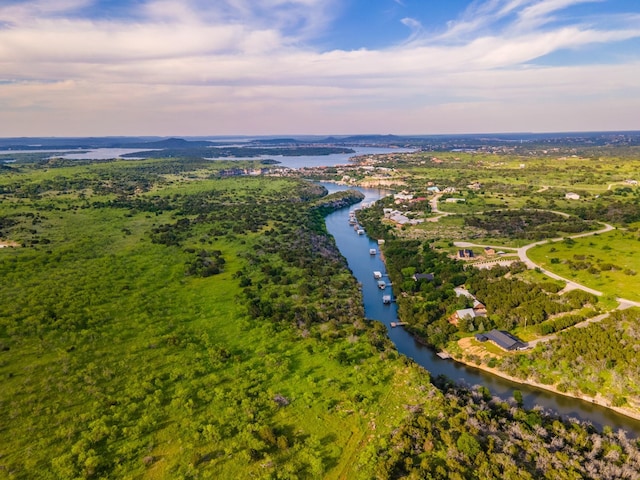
[445, 351, 640, 423]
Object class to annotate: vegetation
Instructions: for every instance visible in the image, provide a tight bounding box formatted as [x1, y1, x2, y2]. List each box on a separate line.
[2, 149, 640, 479]
[500, 309, 640, 405]
[0, 158, 410, 478]
[528, 226, 640, 301]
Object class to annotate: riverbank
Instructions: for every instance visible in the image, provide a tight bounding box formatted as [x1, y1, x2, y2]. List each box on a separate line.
[444, 350, 640, 422]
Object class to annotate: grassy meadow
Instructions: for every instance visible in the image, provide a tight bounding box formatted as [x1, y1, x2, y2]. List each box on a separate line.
[0, 159, 435, 479]
[528, 226, 640, 301]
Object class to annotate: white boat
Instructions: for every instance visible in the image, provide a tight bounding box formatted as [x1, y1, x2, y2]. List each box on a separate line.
[382, 295, 391, 304]
[369, 248, 377, 255]
[373, 271, 382, 279]
[377, 280, 386, 290]
[357, 229, 365, 235]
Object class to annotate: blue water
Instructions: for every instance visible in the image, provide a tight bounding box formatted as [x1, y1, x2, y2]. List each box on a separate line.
[322, 182, 640, 436]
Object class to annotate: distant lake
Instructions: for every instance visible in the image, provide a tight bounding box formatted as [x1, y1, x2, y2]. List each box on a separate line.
[4, 146, 414, 165]
[206, 146, 415, 168]
[61, 148, 156, 159]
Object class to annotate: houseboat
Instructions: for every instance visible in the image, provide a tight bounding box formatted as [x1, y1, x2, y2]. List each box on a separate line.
[377, 280, 387, 290]
[373, 271, 383, 279]
[369, 248, 377, 255]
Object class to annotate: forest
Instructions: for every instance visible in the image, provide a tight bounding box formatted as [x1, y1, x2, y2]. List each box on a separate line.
[1, 154, 640, 479]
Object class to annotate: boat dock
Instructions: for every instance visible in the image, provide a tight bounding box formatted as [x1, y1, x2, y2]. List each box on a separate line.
[390, 322, 408, 328]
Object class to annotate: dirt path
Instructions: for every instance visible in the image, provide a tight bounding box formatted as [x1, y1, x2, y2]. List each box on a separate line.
[0, 240, 20, 248]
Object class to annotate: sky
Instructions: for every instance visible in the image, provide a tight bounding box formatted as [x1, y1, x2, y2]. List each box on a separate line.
[1, 0, 639, 136]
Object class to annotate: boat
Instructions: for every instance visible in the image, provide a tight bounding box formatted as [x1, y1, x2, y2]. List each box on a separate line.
[373, 271, 382, 279]
[382, 295, 391, 304]
[377, 280, 386, 289]
[357, 229, 365, 235]
[369, 248, 377, 255]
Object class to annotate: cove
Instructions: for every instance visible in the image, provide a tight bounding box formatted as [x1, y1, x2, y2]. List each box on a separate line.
[321, 182, 640, 437]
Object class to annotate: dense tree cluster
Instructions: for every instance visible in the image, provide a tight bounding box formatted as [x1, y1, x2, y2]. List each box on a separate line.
[370, 382, 640, 480]
[507, 309, 640, 404]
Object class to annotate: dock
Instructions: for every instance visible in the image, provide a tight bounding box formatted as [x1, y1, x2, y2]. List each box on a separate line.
[390, 322, 408, 328]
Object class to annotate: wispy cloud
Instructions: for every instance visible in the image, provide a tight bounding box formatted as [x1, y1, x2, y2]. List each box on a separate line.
[0, 0, 638, 135]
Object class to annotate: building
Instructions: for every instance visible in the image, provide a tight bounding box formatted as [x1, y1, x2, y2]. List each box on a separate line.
[458, 249, 474, 259]
[565, 192, 580, 200]
[484, 247, 496, 256]
[475, 330, 528, 351]
[456, 308, 478, 321]
[413, 273, 435, 282]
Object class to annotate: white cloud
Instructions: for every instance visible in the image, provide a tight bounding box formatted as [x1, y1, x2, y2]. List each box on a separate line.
[0, 0, 639, 135]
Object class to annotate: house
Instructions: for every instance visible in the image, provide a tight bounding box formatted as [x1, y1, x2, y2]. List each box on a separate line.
[458, 249, 474, 259]
[394, 192, 414, 201]
[565, 192, 580, 200]
[475, 330, 528, 351]
[484, 247, 495, 256]
[456, 308, 477, 321]
[427, 186, 440, 193]
[389, 212, 410, 225]
[472, 300, 487, 316]
[413, 273, 435, 282]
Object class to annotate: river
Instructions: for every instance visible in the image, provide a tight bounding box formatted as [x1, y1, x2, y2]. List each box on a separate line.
[321, 182, 640, 437]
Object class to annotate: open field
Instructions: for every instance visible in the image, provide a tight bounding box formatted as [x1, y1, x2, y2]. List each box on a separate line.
[528, 226, 640, 301]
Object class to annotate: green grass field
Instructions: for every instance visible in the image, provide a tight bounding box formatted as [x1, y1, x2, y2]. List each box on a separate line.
[528, 226, 640, 301]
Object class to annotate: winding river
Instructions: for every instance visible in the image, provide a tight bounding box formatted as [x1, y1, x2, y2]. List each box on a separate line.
[321, 182, 640, 437]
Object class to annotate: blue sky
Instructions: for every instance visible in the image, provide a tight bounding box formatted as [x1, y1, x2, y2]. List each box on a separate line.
[0, 0, 639, 136]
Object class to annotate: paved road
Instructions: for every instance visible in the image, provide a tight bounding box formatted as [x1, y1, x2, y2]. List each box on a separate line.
[454, 220, 640, 344]
[435, 190, 635, 312]
[457, 222, 615, 298]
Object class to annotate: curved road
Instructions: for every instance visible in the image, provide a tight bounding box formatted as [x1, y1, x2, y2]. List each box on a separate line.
[452, 215, 640, 316]
[432, 193, 640, 312]
[456, 222, 615, 298]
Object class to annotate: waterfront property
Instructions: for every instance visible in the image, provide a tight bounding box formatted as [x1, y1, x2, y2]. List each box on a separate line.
[475, 330, 528, 351]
